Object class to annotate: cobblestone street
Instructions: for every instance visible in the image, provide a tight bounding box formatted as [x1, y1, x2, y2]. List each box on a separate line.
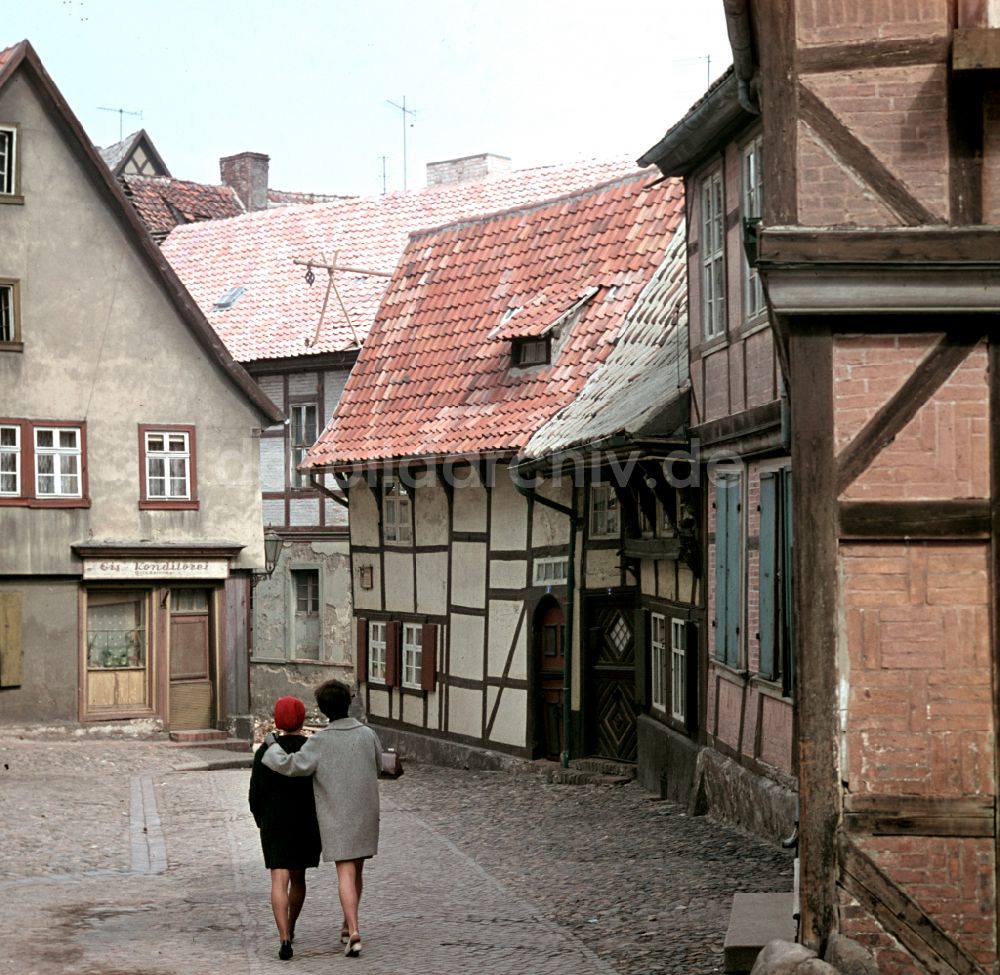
[0, 735, 793, 975]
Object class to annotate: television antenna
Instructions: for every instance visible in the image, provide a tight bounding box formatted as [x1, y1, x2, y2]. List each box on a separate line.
[385, 96, 417, 191]
[98, 106, 143, 142]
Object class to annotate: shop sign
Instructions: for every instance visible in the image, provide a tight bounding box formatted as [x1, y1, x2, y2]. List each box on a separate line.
[83, 558, 229, 580]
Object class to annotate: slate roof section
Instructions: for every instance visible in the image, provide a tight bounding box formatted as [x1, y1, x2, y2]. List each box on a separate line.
[120, 175, 245, 240]
[97, 129, 171, 178]
[304, 173, 685, 468]
[520, 222, 689, 461]
[161, 158, 647, 364]
[0, 40, 282, 425]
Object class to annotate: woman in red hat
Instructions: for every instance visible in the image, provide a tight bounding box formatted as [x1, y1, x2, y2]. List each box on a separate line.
[248, 695, 321, 961]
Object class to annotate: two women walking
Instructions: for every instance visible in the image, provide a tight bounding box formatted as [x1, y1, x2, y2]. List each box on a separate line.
[248, 679, 382, 960]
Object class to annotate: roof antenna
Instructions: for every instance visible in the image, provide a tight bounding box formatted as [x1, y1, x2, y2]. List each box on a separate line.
[98, 106, 143, 142]
[385, 96, 417, 191]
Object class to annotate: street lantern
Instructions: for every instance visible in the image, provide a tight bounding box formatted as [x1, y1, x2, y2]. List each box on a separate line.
[252, 527, 284, 587]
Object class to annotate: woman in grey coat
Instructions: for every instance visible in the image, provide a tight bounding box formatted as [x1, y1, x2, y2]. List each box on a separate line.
[262, 679, 381, 959]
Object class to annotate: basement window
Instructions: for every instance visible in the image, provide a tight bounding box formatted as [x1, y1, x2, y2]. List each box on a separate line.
[512, 337, 550, 368]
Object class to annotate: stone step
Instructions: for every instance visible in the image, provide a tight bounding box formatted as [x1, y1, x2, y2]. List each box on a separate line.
[571, 757, 637, 779]
[723, 892, 798, 973]
[168, 729, 228, 743]
[167, 730, 251, 752]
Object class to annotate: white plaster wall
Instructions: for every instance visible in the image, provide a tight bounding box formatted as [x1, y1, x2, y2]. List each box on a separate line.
[415, 483, 449, 546]
[451, 541, 486, 609]
[0, 71, 266, 574]
[531, 481, 574, 547]
[487, 599, 527, 679]
[402, 693, 424, 726]
[449, 613, 485, 681]
[448, 685, 482, 739]
[490, 558, 527, 591]
[289, 498, 320, 526]
[368, 687, 390, 718]
[349, 488, 380, 549]
[641, 558, 657, 597]
[490, 469, 528, 550]
[352, 555, 382, 613]
[383, 551, 414, 613]
[486, 685, 527, 747]
[679, 565, 698, 604]
[585, 548, 620, 588]
[416, 550, 448, 617]
[324, 369, 350, 421]
[452, 474, 487, 533]
[259, 438, 285, 493]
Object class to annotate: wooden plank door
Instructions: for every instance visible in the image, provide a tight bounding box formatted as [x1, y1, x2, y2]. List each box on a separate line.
[168, 589, 213, 730]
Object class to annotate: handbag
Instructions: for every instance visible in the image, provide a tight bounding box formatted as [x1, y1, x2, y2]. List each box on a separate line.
[379, 748, 404, 778]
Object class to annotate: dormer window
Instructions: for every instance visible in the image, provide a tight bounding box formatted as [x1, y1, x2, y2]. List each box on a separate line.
[0, 125, 19, 199]
[512, 337, 550, 367]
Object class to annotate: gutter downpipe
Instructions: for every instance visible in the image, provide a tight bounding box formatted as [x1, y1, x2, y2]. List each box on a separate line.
[514, 474, 577, 769]
[723, 0, 760, 115]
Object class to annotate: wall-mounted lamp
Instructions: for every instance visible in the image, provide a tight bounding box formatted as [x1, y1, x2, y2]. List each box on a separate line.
[358, 565, 374, 591]
[251, 527, 284, 588]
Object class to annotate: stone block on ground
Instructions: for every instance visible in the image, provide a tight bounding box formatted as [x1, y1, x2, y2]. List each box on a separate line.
[726, 893, 798, 972]
[824, 934, 879, 974]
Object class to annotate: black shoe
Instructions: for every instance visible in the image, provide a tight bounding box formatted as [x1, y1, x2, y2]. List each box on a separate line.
[279, 940, 293, 960]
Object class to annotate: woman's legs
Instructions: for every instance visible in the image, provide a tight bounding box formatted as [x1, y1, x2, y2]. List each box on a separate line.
[336, 858, 365, 937]
[287, 869, 307, 938]
[269, 868, 292, 941]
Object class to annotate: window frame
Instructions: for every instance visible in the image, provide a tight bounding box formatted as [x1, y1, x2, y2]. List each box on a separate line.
[0, 279, 22, 350]
[590, 482, 620, 539]
[741, 135, 765, 322]
[670, 618, 687, 721]
[288, 565, 322, 661]
[700, 165, 726, 341]
[401, 621, 423, 689]
[758, 466, 795, 697]
[0, 420, 89, 507]
[368, 620, 387, 684]
[138, 425, 198, 509]
[512, 337, 551, 368]
[0, 422, 20, 497]
[382, 477, 413, 545]
[650, 612, 668, 713]
[289, 402, 318, 490]
[533, 555, 569, 586]
[0, 124, 22, 203]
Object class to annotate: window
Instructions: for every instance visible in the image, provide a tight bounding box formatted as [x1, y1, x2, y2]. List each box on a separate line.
[368, 621, 387, 683]
[671, 619, 687, 721]
[139, 425, 196, 508]
[701, 167, 726, 340]
[0, 424, 19, 495]
[383, 478, 412, 543]
[534, 556, 568, 585]
[512, 337, 550, 367]
[0, 126, 17, 196]
[714, 472, 742, 668]
[742, 136, 765, 320]
[651, 613, 667, 712]
[290, 403, 318, 488]
[590, 483, 620, 538]
[758, 468, 794, 695]
[36, 426, 81, 497]
[402, 622, 422, 689]
[291, 568, 320, 660]
[213, 286, 244, 310]
[0, 281, 19, 345]
[87, 591, 147, 669]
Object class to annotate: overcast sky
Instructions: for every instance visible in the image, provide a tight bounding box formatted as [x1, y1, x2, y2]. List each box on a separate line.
[6, 0, 733, 197]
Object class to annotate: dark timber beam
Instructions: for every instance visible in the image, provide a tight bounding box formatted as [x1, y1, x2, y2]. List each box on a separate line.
[838, 500, 990, 540]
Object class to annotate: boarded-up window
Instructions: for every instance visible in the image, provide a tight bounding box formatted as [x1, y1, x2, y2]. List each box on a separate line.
[714, 473, 741, 668]
[0, 591, 23, 687]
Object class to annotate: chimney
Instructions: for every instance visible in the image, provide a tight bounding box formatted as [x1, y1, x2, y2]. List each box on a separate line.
[220, 151, 269, 211]
[426, 153, 512, 187]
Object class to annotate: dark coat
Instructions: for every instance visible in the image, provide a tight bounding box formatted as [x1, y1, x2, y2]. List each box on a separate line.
[248, 733, 321, 870]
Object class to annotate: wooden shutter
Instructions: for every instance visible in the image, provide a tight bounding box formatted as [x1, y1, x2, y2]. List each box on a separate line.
[780, 470, 795, 697]
[714, 478, 730, 664]
[633, 607, 650, 708]
[758, 472, 777, 680]
[420, 623, 437, 691]
[0, 592, 22, 688]
[684, 621, 699, 735]
[355, 617, 368, 683]
[385, 621, 401, 688]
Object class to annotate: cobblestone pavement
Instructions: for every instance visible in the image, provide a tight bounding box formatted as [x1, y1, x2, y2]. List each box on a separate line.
[0, 735, 793, 974]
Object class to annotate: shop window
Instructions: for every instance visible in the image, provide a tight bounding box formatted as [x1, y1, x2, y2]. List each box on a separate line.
[87, 591, 148, 669]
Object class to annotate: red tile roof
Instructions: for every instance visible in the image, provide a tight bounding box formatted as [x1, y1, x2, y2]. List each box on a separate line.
[305, 174, 684, 467]
[121, 175, 245, 239]
[160, 158, 647, 364]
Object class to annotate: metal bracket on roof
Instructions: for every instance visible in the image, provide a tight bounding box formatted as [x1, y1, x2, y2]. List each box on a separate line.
[294, 253, 392, 350]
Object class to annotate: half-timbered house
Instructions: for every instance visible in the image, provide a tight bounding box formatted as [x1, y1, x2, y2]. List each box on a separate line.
[0, 41, 283, 734]
[160, 156, 652, 722]
[637, 68, 797, 842]
[302, 173, 685, 764]
[670, 2, 1000, 971]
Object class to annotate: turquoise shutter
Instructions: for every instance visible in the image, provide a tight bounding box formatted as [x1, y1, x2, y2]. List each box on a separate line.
[759, 472, 777, 680]
[781, 470, 795, 696]
[714, 480, 729, 663]
[724, 477, 741, 667]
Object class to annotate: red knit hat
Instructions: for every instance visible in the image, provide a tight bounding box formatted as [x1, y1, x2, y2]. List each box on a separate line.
[273, 696, 306, 732]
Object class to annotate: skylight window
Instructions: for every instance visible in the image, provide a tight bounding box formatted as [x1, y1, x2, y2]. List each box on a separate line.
[213, 286, 245, 311]
[512, 337, 550, 368]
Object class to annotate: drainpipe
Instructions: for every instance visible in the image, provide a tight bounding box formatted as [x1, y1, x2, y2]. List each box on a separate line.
[514, 476, 577, 769]
[723, 0, 760, 115]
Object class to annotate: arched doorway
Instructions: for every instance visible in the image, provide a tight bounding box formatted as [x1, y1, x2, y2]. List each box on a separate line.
[533, 597, 564, 761]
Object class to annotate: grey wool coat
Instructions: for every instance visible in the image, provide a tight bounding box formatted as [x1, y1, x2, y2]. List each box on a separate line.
[262, 718, 381, 862]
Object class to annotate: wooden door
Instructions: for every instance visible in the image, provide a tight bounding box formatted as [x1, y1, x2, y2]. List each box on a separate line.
[534, 600, 564, 761]
[168, 589, 213, 730]
[585, 597, 639, 761]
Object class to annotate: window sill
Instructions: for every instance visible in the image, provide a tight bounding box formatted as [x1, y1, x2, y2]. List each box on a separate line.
[0, 341, 23, 353]
[139, 500, 200, 510]
[738, 314, 770, 339]
[0, 496, 91, 508]
[696, 333, 729, 356]
[0, 194, 25, 206]
[750, 673, 793, 701]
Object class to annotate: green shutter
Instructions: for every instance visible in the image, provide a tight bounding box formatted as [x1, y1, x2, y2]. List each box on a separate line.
[719, 474, 742, 668]
[759, 472, 777, 680]
[714, 480, 729, 663]
[781, 470, 795, 697]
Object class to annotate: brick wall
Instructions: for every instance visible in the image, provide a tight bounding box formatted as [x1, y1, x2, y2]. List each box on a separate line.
[796, 0, 950, 44]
